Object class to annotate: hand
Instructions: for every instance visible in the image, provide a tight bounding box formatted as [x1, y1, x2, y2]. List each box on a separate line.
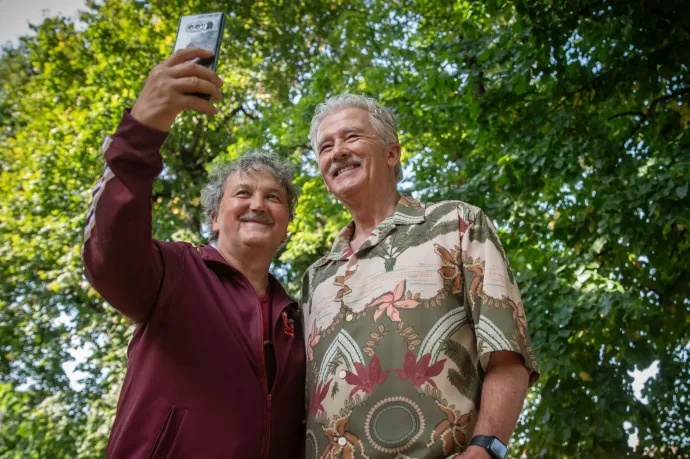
[131, 47, 224, 132]
[458, 445, 492, 458]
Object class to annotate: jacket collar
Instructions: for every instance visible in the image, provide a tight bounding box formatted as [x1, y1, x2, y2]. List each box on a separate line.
[321, 195, 426, 263]
[196, 244, 295, 308]
[196, 244, 229, 265]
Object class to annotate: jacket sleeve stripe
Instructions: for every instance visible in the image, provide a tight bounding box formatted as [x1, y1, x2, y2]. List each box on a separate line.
[83, 136, 115, 245]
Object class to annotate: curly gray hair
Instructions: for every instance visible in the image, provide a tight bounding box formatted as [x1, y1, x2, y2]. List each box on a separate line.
[200, 151, 298, 242]
[309, 93, 403, 183]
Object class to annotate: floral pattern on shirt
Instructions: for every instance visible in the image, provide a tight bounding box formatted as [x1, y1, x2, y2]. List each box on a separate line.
[301, 197, 539, 459]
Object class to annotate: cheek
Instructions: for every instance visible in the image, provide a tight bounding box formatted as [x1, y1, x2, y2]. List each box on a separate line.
[274, 206, 291, 226]
[216, 202, 239, 227]
[318, 153, 332, 171]
[222, 200, 243, 216]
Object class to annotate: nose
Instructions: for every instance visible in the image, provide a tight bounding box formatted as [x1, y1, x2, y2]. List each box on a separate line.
[249, 192, 267, 212]
[331, 139, 350, 160]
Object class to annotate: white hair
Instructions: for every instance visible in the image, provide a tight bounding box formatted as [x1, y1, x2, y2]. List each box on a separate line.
[309, 93, 403, 183]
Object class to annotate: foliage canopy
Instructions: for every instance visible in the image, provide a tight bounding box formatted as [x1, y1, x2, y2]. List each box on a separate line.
[1, 0, 688, 457]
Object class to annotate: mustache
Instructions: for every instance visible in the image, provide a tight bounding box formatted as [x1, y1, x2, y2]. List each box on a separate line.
[239, 211, 274, 225]
[329, 159, 362, 176]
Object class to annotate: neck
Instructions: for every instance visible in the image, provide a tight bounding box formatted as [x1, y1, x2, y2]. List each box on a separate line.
[342, 186, 400, 239]
[216, 243, 273, 295]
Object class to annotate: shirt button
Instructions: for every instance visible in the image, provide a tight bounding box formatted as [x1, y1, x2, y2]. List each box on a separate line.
[338, 437, 347, 446]
[339, 370, 347, 379]
[345, 314, 353, 322]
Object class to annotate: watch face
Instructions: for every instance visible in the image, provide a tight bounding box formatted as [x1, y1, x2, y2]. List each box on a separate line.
[489, 438, 508, 458]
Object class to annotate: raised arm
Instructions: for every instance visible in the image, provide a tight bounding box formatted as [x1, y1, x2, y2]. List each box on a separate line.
[82, 48, 223, 322]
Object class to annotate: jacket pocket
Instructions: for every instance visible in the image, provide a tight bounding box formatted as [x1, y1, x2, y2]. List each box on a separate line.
[148, 405, 188, 459]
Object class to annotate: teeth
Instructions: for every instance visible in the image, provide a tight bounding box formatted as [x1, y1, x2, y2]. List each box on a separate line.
[336, 164, 359, 176]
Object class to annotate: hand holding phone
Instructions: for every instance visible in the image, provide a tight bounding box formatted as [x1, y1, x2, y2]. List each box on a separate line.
[130, 13, 226, 132]
[173, 13, 226, 100]
[131, 47, 224, 132]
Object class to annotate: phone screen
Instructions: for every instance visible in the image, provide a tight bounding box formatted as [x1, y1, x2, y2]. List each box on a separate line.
[173, 13, 226, 98]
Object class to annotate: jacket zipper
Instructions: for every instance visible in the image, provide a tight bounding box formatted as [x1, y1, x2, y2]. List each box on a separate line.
[214, 256, 295, 459]
[263, 394, 272, 459]
[259, 298, 291, 459]
[255, 294, 272, 459]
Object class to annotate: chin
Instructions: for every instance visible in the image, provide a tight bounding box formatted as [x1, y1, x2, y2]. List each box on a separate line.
[240, 234, 281, 249]
[331, 183, 365, 200]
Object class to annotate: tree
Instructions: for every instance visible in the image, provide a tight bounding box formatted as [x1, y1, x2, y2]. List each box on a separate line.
[1, 0, 688, 457]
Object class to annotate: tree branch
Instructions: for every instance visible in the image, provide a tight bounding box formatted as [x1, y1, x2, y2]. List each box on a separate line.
[217, 104, 260, 124]
[647, 87, 690, 112]
[240, 105, 258, 120]
[549, 87, 586, 113]
[608, 111, 646, 120]
[611, 88, 688, 147]
[218, 104, 245, 124]
[87, 301, 105, 313]
[622, 120, 645, 148]
[183, 120, 205, 156]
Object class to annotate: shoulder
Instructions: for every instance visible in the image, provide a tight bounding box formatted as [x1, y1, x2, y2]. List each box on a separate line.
[421, 199, 485, 221]
[305, 254, 329, 273]
[153, 239, 195, 257]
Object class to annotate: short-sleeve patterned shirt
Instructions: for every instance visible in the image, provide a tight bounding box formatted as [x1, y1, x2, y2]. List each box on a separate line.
[300, 196, 539, 459]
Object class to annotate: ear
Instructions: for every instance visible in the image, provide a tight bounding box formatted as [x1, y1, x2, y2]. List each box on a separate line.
[212, 213, 219, 234]
[386, 143, 402, 168]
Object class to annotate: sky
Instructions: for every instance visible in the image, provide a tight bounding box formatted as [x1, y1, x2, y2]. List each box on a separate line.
[0, 0, 87, 48]
[1, 0, 662, 450]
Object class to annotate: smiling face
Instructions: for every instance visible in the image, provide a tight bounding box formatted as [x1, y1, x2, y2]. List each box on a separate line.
[212, 168, 290, 257]
[315, 108, 401, 202]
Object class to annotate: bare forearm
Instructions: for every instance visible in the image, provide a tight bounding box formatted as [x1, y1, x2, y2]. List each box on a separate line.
[474, 351, 529, 441]
[462, 351, 530, 458]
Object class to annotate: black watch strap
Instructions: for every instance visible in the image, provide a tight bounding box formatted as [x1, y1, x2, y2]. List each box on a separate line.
[469, 435, 508, 459]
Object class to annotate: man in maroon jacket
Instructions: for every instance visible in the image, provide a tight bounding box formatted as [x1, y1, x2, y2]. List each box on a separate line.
[82, 47, 306, 459]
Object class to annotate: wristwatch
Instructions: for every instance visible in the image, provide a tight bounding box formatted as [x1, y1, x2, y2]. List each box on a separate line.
[469, 435, 508, 459]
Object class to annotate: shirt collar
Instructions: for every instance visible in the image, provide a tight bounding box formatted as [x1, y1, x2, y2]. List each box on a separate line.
[323, 195, 426, 262]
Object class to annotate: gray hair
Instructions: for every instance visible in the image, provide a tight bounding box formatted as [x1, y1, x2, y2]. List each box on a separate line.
[200, 151, 298, 242]
[309, 93, 403, 183]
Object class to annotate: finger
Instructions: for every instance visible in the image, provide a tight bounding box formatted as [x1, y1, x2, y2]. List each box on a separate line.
[165, 47, 214, 67]
[171, 77, 222, 101]
[177, 95, 220, 115]
[169, 61, 223, 88]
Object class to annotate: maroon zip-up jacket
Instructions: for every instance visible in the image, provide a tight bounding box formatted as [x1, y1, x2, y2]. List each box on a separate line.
[82, 110, 306, 459]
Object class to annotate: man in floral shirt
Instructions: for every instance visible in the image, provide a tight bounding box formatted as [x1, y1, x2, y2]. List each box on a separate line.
[300, 94, 539, 459]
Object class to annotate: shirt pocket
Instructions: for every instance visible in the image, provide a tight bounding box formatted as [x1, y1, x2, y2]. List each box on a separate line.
[148, 405, 188, 459]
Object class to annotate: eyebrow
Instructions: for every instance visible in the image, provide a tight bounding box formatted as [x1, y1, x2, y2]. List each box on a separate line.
[230, 182, 285, 195]
[264, 186, 286, 195]
[343, 126, 366, 134]
[230, 183, 252, 191]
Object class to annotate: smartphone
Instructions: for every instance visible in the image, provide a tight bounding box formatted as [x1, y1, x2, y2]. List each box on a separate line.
[173, 12, 226, 99]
